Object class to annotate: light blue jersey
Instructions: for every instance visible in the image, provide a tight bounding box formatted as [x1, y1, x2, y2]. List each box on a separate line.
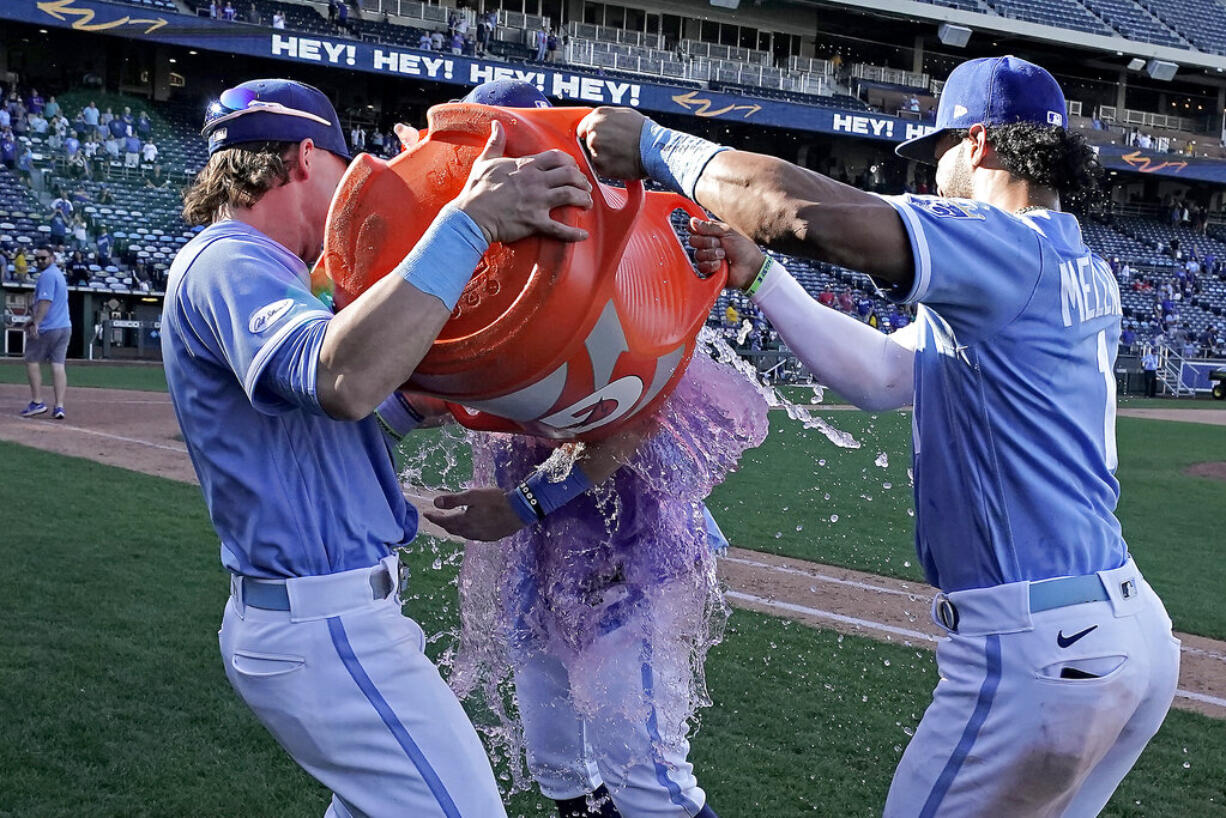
[34, 263, 71, 331]
[884, 195, 1126, 592]
[162, 221, 416, 579]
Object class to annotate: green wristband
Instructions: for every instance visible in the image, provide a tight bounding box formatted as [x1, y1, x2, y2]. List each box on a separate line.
[744, 256, 774, 297]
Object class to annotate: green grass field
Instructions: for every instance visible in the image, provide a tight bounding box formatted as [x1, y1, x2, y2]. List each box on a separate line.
[3, 441, 1225, 817]
[0, 360, 168, 392]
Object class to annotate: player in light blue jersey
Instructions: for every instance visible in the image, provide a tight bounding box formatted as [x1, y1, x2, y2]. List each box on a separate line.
[579, 56, 1179, 816]
[163, 78, 593, 817]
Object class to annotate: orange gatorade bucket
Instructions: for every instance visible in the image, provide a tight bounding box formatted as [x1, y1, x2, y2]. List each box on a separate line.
[321, 103, 725, 440]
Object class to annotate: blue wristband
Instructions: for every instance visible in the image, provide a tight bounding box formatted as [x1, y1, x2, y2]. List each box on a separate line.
[373, 392, 424, 442]
[506, 465, 595, 526]
[639, 119, 728, 200]
[396, 204, 489, 310]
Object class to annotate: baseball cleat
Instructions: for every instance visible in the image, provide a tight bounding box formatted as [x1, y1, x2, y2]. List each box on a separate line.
[52, 406, 65, 420]
[20, 402, 47, 417]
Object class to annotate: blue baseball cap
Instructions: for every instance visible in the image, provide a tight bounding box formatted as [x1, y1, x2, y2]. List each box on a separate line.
[461, 79, 551, 109]
[895, 56, 1067, 165]
[201, 79, 350, 159]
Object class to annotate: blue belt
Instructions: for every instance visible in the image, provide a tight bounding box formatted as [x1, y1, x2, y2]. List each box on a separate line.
[240, 578, 293, 611]
[935, 573, 1111, 632]
[237, 569, 396, 612]
[1028, 574, 1110, 613]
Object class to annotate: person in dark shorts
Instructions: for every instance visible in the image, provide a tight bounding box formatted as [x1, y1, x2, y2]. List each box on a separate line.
[22, 246, 72, 419]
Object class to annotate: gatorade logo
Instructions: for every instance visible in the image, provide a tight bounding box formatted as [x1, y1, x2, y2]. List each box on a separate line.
[249, 298, 295, 334]
[460, 300, 686, 436]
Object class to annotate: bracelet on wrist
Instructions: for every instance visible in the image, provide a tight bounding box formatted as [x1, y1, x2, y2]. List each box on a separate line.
[744, 255, 774, 297]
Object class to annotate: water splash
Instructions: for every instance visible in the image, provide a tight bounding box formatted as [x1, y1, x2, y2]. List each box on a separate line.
[699, 327, 860, 450]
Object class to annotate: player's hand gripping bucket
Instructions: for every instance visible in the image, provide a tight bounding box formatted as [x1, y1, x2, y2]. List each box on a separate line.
[321, 103, 726, 440]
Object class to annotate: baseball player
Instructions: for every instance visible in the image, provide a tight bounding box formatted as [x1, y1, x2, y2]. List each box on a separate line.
[578, 56, 1180, 816]
[161, 78, 593, 817]
[413, 80, 769, 818]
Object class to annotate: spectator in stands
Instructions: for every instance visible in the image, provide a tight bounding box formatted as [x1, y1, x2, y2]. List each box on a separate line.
[12, 247, 29, 282]
[63, 129, 81, 162]
[336, 1, 349, 33]
[103, 133, 121, 167]
[124, 132, 142, 171]
[28, 110, 47, 134]
[0, 102, 10, 132]
[20, 245, 72, 420]
[431, 29, 444, 51]
[136, 111, 152, 139]
[837, 287, 854, 313]
[327, 0, 338, 24]
[1120, 323, 1137, 351]
[817, 285, 835, 307]
[0, 128, 15, 169]
[66, 249, 90, 286]
[96, 226, 113, 266]
[450, 30, 464, 55]
[476, 13, 490, 55]
[82, 101, 101, 136]
[121, 106, 134, 130]
[546, 29, 558, 62]
[51, 190, 73, 219]
[418, 30, 432, 50]
[534, 24, 548, 62]
[10, 102, 27, 138]
[369, 128, 384, 153]
[142, 138, 159, 165]
[70, 215, 88, 250]
[273, 10, 286, 29]
[43, 95, 60, 120]
[856, 293, 872, 319]
[223, 1, 237, 22]
[100, 105, 114, 129]
[49, 209, 68, 244]
[247, 2, 260, 24]
[145, 164, 169, 188]
[209, 0, 220, 18]
[16, 144, 33, 187]
[108, 111, 128, 140]
[97, 183, 113, 205]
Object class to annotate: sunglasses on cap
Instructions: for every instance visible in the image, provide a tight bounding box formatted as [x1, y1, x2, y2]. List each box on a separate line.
[202, 86, 333, 134]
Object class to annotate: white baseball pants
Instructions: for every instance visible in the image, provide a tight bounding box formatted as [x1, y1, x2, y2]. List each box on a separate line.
[884, 558, 1180, 818]
[219, 556, 507, 818]
[512, 583, 708, 817]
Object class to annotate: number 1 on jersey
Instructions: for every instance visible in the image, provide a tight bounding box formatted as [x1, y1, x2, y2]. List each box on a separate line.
[1097, 329, 1119, 471]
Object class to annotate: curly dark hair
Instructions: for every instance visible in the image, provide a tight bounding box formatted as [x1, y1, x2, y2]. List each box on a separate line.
[181, 141, 299, 226]
[948, 123, 1103, 207]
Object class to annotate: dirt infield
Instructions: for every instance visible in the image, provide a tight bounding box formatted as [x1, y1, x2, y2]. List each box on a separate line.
[1185, 462, 1226, 482]
[3, 382, 1224, 719]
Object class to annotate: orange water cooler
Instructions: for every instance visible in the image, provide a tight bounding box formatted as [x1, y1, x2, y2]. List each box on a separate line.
[321, 104, 725, 441]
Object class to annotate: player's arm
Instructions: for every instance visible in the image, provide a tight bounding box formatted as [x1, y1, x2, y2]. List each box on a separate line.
[577, 108, 912, 287]
[690, 220, 914, 411]
[424, 420, 654, 542]
[316, 122, 593, 420]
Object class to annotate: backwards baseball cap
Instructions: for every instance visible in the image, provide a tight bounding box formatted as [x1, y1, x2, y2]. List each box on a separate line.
[895, 56, 1067, 165]
[460, 79, 552, 109]
[201, 79, 350, 159]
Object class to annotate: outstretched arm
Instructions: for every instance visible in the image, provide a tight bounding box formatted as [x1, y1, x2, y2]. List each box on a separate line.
[577, 107, 912, 287]
[689, 219, 915, 411]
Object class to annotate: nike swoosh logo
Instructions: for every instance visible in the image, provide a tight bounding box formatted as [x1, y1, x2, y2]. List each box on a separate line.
[1057, 625, 1098, 648]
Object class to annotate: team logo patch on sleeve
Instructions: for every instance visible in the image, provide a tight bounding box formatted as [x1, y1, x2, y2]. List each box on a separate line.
[249, 298, 295, 333]
[912, 198, 985, 220]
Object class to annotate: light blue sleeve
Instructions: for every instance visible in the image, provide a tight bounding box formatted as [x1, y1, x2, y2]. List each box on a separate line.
[34, 271, 55, 303]
[179, 244, 334, 415]
[879, 194, 1045, 343]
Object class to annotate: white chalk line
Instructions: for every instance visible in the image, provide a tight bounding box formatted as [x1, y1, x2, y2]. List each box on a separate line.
[725, 590, 1226, 712]
[723, 555, 921, 598]
[18, 420, 188, 454]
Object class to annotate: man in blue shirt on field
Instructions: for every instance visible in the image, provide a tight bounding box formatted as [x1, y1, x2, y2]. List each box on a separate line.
[163, 78, 592, 816]
[580, 54, 1180, 817]
[21, 247, 71, 419]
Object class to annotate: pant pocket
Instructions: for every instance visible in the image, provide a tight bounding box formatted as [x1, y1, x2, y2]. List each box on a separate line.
[230, 649, 306, 678]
